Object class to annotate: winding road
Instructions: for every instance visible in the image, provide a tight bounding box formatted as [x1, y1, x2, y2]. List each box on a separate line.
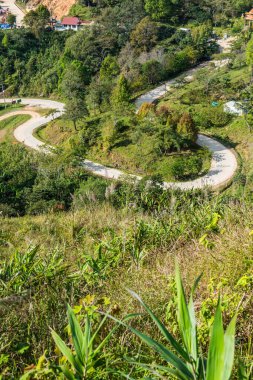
[0, 56, 238, 191]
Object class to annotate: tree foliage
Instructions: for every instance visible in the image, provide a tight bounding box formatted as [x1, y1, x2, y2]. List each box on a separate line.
[23, 5, 50, 37]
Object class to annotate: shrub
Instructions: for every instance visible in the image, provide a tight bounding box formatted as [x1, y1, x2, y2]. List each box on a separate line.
[141, 60, 165, 85]
[193, 106, 232, 129]
[171, 156, 202, 180]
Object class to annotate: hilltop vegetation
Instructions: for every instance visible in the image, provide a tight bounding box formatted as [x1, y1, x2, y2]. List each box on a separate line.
[1, 0, 253, 378]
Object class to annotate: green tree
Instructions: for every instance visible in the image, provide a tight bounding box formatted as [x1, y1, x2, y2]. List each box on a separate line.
[142, 60, 164, 85]
[86, 77, 112, 113]
[177, 112, 198, 143]
[64, 98, 88, 131]
[130, 17, 158, 52]
[23, 5, 50, 37]
[155, 123, 183, 154]
[246, 37, 253, 82]
[99, 55, 120, 81]
[191, 22, 213, 58]
[144, 0, 177, 20]
[61, 62, 88, 100]
[111, 74, 131, 107]
[0, 143, 37, 216]
[6, 13, 16, 27]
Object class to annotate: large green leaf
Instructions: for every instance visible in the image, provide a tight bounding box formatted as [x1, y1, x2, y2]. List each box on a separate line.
[67, 304, 85, 366]
[188, 294, 197, 362]
[206, 298, 225, 380]
[51, 329, 83, 375]
[128, 289, 190, 362]
[128, 360, 190, 380]
[108, 314, 193, 379]
[223, 314, 237, 380]
[175, 264, 193, 356]
[84, 314, 91, 364]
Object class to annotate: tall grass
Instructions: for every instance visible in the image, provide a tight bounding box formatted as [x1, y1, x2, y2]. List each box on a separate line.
[22, 265, 249, 379]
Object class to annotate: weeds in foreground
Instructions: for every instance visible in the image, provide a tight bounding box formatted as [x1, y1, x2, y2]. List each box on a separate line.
[22, 265, 252, 379]
[116, 266, 238, 379]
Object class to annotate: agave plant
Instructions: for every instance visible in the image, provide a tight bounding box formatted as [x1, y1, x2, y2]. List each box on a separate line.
[112, 264, 238, 380]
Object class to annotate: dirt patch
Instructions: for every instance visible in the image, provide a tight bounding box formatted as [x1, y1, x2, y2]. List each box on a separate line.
[27, 0, 75, 18]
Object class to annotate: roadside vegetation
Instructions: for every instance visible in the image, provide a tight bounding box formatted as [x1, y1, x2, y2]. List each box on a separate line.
[1, 0, 253, 378]
[0, 114, 31, 142]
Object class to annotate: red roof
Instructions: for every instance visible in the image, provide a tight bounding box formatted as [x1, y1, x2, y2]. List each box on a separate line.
[61, 17, 81, 26]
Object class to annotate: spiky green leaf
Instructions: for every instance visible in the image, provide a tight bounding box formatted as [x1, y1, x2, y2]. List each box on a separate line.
[51, 329, 83, 374]
[188, 294, 197, 362]
[67, 304, 85, 365]
[175, 264, 193, 356]
[206, 298, 225, 380]
[128, 289, 190, 362]
[223, 314, 237, 380]
[107, 313, 193, 379]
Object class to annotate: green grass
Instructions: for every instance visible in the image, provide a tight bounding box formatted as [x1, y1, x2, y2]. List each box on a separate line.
[35, 117, 211, 182]
[89, 143, 211, 181]
[0, 104, 24, 116]
[34, 118, 75, 145]
[0, 190, 253, 377]
[0, 114, 31, 143]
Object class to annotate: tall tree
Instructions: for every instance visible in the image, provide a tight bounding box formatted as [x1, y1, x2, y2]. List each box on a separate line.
[64, 98, 88, 131]
[130, 17, 158, 52]
[23, 5, 50, 37]
[144, 0, 178, 20]
[246, 37, 253, 82]
[177, 112, 198, 143]
[111, 74, 131, 107]
[100, 55, 120, 81]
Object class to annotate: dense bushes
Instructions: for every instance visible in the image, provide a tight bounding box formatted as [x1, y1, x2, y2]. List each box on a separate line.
[0, 143, 88, 216]
[193, 105, 232, 129]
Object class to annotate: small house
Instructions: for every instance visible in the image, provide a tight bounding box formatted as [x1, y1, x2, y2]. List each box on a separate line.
[60, 17, 94, 31]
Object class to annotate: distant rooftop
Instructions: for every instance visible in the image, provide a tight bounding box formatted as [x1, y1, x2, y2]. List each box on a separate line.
[61, 17, 82, 26]
[61, 16, 94, 26]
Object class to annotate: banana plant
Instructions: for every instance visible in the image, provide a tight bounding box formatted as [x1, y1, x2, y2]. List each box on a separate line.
[112, 264, 239, 380]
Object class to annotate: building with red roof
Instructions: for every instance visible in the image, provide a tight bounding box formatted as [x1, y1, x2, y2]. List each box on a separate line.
[60, 16, 94, 31]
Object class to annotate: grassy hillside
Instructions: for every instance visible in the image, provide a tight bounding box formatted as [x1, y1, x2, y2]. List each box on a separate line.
[1, 0, 253, 377]
[0, 183, 253, 377]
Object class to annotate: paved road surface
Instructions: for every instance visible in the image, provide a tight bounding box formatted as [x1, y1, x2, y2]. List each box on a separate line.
[135, 63, 209, 109]
[1, 0, 25, 26]
[0, 94, 237, 190]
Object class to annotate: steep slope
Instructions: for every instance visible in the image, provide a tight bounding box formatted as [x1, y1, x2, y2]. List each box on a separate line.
[27, 0, 76, 19]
